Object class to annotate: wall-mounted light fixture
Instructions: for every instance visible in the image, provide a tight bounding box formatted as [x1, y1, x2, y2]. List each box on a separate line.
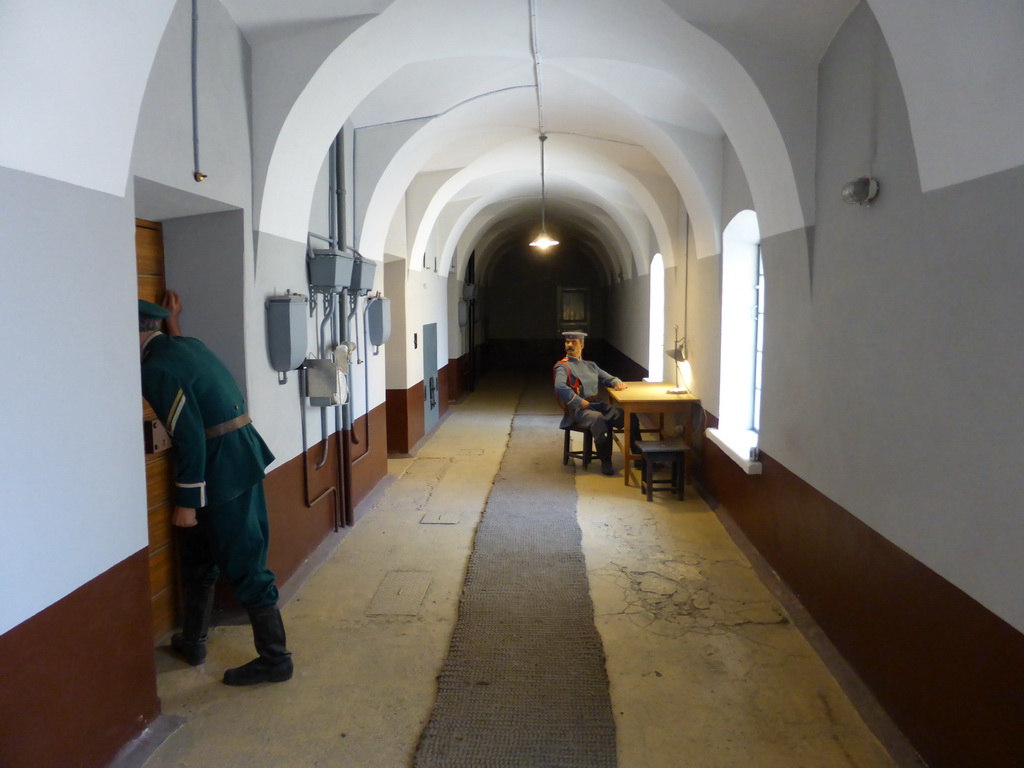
[841, 176, 880, 206]
[529, 134, 559, 250]
[666, 324, 688, 394]
[666, 214, 694, 395]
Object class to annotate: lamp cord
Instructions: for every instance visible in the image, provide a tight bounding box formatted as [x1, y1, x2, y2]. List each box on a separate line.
[529, 0, 546, 135]
[530, 0, 549, 230]
[539, 134, 548, 228]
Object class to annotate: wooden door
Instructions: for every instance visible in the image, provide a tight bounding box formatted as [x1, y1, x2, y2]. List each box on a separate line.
[136, 219, 179, 642]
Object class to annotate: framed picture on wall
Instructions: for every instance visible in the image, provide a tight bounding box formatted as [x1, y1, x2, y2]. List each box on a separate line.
[558, 287, 589, 334]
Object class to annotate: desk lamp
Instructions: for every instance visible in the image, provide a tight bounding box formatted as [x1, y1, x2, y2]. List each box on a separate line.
[666, 325, 688, 394]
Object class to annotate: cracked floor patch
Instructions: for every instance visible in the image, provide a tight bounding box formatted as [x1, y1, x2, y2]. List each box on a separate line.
[593, 552, 789, 638]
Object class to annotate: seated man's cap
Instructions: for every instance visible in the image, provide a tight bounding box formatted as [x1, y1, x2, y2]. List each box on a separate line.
[561, 331, 587, 339]
[138, 299, 170, 319]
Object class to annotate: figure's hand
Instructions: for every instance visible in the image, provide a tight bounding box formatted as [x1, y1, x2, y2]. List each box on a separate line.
[162, 290, 181, 318]
[172, 506, 198, 527]
[613, 382, 628, 391]
[580, 398, 591, 409]
[162, 291, 183, 336]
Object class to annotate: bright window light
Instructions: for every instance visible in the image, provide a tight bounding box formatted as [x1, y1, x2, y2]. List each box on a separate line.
[648, 253, 665, 382]
[719, 210, 762, 434]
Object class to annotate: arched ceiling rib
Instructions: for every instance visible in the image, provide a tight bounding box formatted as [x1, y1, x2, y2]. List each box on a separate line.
[252, 0, 816, 265]
[369, 130, 677, 284]
[352, 53, 718, 273]
[8, 1, 1020, 229]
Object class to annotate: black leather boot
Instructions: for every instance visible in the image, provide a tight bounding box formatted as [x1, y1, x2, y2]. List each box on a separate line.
[171, 584, 214, 666]
[222, 604, 293, 686]
[595, 436, 614, 475]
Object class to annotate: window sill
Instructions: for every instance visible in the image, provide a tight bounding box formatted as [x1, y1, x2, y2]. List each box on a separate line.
[705, 427, 762, 475]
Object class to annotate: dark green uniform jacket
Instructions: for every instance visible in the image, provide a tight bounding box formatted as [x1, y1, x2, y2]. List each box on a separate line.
[141, 332, 274, 509]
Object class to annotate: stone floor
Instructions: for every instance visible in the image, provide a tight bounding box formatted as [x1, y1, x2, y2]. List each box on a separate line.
[131, 374, 919, 768]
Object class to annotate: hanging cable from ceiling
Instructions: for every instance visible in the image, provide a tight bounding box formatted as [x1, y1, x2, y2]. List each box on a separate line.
[528, 0, 546, 137]
[190, 0, 206, 182]
[528, 0, 558, 250]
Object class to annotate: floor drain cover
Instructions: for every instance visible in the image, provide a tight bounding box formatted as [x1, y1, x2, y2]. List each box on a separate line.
[420, 509, 462, 524]
[366, 570, 432, 616]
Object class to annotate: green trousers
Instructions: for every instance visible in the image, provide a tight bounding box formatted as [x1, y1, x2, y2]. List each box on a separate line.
[179, 482, 279, 610]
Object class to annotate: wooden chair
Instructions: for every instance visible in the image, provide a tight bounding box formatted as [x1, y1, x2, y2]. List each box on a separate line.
[562, 424, 593, 469]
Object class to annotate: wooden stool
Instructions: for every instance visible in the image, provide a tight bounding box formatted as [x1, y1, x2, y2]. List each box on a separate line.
[562, 425, 593, 469]
[635, 438, 691, 501]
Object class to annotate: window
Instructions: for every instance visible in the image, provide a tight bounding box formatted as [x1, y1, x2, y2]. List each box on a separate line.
[647, 253, 665, 382]
[753, 248, 765, 432]
[708, 210, 763, 473]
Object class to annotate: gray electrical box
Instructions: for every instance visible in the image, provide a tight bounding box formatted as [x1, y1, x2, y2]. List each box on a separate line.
[308, 249, 354, 291]
[368, 297, 391, 346]
[266, 293, 308, 372]
[350, 257, 377, 295]
[306, 358, 346, 407]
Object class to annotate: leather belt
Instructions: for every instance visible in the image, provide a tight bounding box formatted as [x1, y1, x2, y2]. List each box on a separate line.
[205, 413, 251, 440]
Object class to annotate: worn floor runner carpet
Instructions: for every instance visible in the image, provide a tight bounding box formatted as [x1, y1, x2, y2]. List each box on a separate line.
[413, 391, 617, 767]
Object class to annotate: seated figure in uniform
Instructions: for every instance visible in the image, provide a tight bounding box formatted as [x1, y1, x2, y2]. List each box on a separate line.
[552, 331, 636, 476]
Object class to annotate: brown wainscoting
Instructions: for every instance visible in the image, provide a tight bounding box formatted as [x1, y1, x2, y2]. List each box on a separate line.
[437, 363, 450, 419]
[385, 381, 425, 455]
[448, 358, 462, 402]
[264, 440, 341, 588]
[349, 401, 388, 506]
[385, 388, 409, 454]
[450, 353, 472, 401]
[0, 550, 160, 768]
[698, 440, 1024, 768]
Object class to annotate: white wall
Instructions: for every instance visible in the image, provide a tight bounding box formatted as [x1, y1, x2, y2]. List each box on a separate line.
[0, 0, 257, 634]
[402, 270, 449, 388]
[447, 272, 467, 362]
[0, 170, 147, 635]
[0, 1, 176, 194]
[762, 4, 1024, 632]
[607, 274, 651, 369]
[131, 0, 252, 210]
[383, 261, 409, 389]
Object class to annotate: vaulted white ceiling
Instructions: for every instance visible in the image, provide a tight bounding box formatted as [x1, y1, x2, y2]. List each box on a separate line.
[5, 1, 1021, 285]
[243, 0, 854, 282]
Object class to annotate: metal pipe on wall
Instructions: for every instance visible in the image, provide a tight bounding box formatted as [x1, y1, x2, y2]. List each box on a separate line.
[315, 294, 335, 470]
[336, 128, 346, 250]
[298, 366, 341, 531]
[328, 140, 338, 250]
[333, 290, 353, 524]
[346, 291, 361, 445]
[329, 129, 357, 520]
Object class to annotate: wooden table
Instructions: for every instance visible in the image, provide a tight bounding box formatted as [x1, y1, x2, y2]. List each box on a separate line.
[607, 382, 700, 488]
